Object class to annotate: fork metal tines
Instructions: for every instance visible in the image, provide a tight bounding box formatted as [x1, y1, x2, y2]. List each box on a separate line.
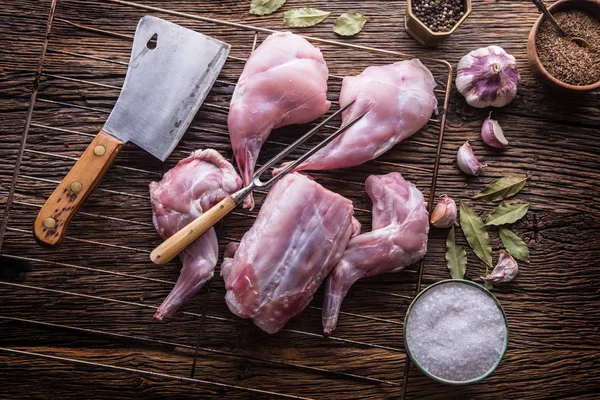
[252, 101, 365, 188]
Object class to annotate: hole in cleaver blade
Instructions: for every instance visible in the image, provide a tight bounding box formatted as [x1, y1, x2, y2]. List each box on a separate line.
[147, 33, 158, 50]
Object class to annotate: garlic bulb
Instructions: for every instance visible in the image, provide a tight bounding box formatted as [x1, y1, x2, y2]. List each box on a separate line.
[430, 195, 457, 228]
[481, 112, 508, 149]
[457, 141, 486, 176]
[456, 45, 520, 108]
[482, 251, 518, 283]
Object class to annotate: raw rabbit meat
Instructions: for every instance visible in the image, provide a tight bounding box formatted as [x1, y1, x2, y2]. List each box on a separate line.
[150, 149, 242, 320]
[228, 32, 331, 209]
[221, 173, 360, 334]
[322, 172, 429, 335]
[278, 59, 437, 174]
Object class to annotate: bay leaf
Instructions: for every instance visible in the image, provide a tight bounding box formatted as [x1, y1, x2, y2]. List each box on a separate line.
[333, 12, 367, 36]
[484, 281, 494, 291]
[446, 226, 467, 279]
[459, 200, 493, 267]
[250, 0, 286, 16]
[485, 201, 530, 226]
[474, 176, 527, 202]
[284, 8, 331, 28]
[499, 227, 530, 262]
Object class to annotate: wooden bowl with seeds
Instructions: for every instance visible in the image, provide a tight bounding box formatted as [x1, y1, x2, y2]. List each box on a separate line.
[405, 0, 472, 47]
[527, 0, 600, 94]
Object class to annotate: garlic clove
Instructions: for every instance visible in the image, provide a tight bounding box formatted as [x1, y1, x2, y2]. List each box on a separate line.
[481, 251, 518, 283]
[457, 141, 486, 176]
[456, 45, 520, 109]
[481, 113, 508, 149]
[430, 195, 457, 229]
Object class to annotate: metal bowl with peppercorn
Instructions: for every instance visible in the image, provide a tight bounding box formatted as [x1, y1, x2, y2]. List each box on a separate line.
[405, 0, 472, 47]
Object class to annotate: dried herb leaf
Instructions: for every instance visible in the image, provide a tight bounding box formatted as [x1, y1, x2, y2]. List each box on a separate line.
[446, 226, 467, 279]
[284, 8, 331, 28]
[499, 227, 530, 262]
[485, 201, 530, 226]
[333, 12, 367, 36]
[484, 281, 494, 290]
[459, 201, 493, 267]
[474, 176, 527, 202]
[250, 0, 286, 16]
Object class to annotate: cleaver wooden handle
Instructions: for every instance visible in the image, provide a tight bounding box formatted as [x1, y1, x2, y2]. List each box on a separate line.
[150, 196, 237, 265]
[34, 130, 123, 248]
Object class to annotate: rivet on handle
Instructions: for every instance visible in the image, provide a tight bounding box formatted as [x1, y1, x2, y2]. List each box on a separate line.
[43, 217, 56, 229]
[94, 145, 106, 156]
[70, 181, 82, 193]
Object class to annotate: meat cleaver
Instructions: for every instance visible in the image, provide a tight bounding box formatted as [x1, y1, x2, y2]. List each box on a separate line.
[33, 16, 230, 247]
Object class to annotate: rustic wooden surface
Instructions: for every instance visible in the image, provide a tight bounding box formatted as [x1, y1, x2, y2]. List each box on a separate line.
[1, 0, 599, 399]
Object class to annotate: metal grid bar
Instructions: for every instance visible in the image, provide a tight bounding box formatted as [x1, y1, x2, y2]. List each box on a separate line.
[0, 0, 58, 251]
[34, 69, 439, 170]
[0, 280, 404, 353]
[0, 347, 312, 400]
[0, 0, 453, 398]
[32, 94, 437, 173]
[0, 308, 399, 386]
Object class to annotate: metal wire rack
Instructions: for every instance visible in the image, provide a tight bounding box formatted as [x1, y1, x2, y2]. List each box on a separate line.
[0, 0, 453, 398]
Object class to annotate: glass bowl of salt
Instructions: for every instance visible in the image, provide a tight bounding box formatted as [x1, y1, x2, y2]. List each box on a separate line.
[404, 279, 508, 385]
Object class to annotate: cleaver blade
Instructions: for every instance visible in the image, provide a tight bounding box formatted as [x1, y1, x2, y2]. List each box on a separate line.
[34, 16, 230, 248]
[104, 15, 230, 162]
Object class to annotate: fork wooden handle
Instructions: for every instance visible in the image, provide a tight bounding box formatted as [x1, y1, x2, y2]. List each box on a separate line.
[150, 196, 237, 265]
[33, 130, 123, 248]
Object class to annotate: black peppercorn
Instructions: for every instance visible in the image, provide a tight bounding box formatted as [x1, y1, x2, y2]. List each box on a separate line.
[412, 0, 465, 32]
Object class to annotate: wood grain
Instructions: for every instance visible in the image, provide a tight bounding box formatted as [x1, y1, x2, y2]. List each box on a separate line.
[1, 0, 599, 399]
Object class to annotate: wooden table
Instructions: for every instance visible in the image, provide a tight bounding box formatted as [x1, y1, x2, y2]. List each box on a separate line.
[1, 1, 599, 399]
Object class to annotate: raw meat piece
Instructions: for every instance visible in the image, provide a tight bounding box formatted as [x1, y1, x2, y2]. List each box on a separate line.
[228, 32, 331, 209]
[221, 173, 360, 334]
[279, 59, 437, 173]
[322, 172, 429, 335]
[150, 149, 242, 320]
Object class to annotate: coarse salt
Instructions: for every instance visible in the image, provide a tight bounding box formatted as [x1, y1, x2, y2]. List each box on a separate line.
[405, 281, 507, 382]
